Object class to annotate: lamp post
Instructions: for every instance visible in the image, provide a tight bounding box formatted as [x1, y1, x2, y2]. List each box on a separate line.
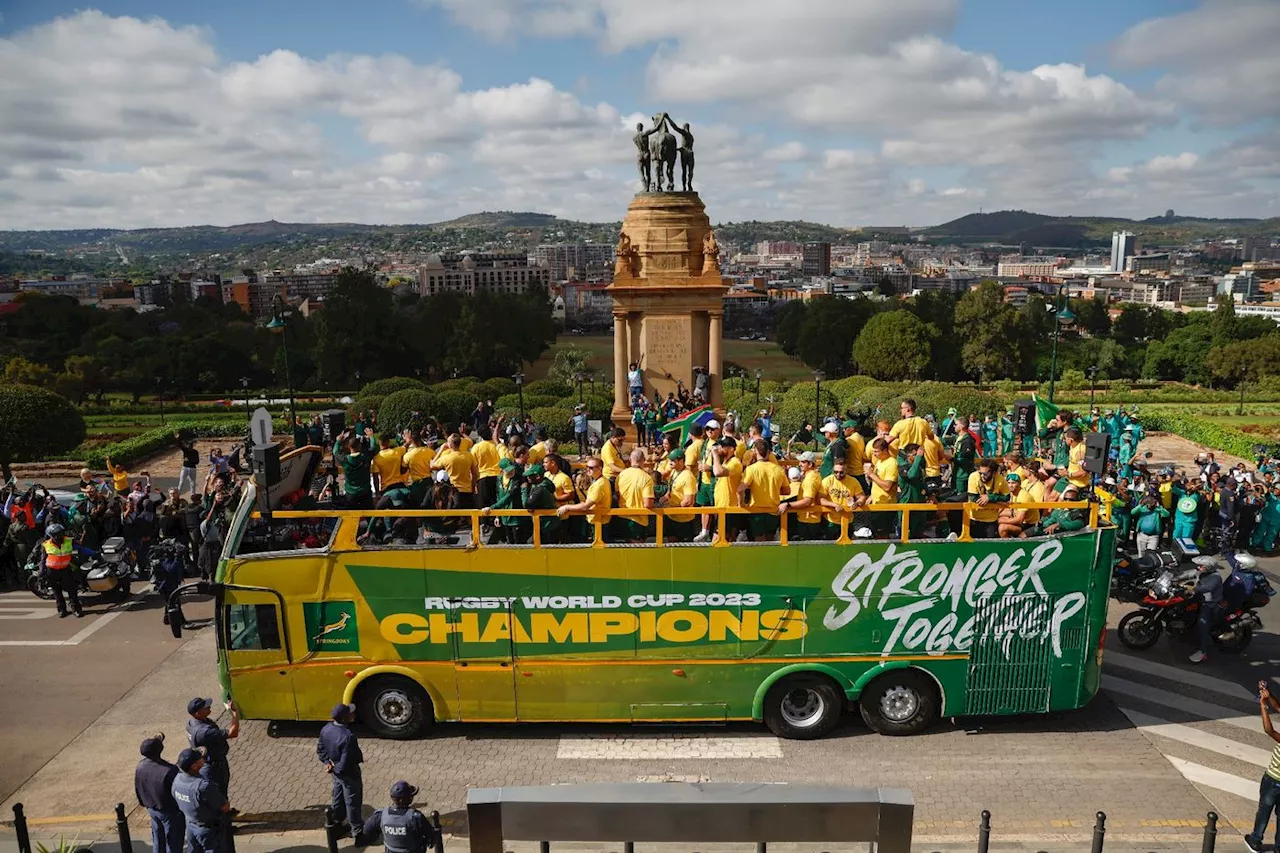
[156, 377, 166, 426]
[451, 367, 459, 380]
[1240, 365, 1249, 416]
[573, 371, 585, 402]
[812, 369, 825, 435]
[755, 369, 762, 406]
[239, 376, 251, 427]
[1046, 284, 1077, 404]
[588, 373, 595, 397]
[266, 295, 297, 431]
[514, 372, 526, 421]
[1087, 365, 1100, 424]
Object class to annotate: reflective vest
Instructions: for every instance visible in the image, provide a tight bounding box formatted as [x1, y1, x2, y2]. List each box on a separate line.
[379, 807, 429, 853]
[43, 538, 73, 570]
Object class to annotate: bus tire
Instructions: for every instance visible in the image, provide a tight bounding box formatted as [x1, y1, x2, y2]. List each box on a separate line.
[762, 673, 844, 740]
[356, 676, 432, 740]
[858, 670, 939, 736]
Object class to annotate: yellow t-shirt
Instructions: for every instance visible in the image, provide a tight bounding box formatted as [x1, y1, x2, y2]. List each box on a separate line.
[967, 470, 1010, 523]
[371, 446, 407, 489]
[844, 432, 866, 472]
[742, 461, 787, 511]
[685, 438, 714, 486]
[1159, 481, 1173, 509]
[733, 438, 747, 462]
[601, 440, 625, 480]
[666, 468, 698, 523]
[436, 449, 474, 494]
[403, 446, 435, 483]
[923, 436, 945, 478]
[713, 457, 744, 508]
[1067, 442, 1090, 488]
[550, 470, 574, 504]
[471, 440, 501, 479]
[109, 464, 130, 492]
[1026, 479, 1047, 504]
[889, 416, 933, 449]
[527, 442, 548, 466]
[797, 469, 824, 524]
[870, 456, 899, 504]
[821, 473, 865, 525]
[457, 435, 473, 454]
[585, 476, 612, 526]
[616, 467, 655, 511]
[1012, 487, 1041, 525]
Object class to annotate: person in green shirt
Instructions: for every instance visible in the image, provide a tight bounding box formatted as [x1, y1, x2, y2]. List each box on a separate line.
[950, 416, 976, 494]
[643, 407, 662, 445]
[484, 449, 531, 544]
[1130, 495, 1170, 556]
[818, 422, 845, 478]
[1038, 409, 1074, 469]
[1032, 485, 1089, 535]
[896, 443, 927, 539]
[520, 464, 560, 543]
[999, 410, 1015, 456]
[337, 429, 376, 510]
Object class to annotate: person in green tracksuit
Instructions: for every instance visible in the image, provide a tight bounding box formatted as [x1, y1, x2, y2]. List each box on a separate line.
[1038, 410, 1073, 469]
[818, 422, 846, 479]
[486, 451, 530, 543]
[950, 416, 976, 494]
[1131, 496, 1170, 556]
[520, 464, 560, 543]
[999, 411, 1015, 456]
[1029, 485, 1089, 535]
[896, 443, 927, 539]
[1171, 479, 1203, 542]
[1253, 485, 1280, 553]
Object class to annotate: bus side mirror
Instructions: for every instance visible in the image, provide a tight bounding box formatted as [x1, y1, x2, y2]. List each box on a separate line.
[167, 607, 183, 638]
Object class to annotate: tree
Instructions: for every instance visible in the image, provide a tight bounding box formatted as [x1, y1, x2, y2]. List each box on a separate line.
[1068, 296, 1111, 337]
[1019, 296, 1053, 340]
[1142, 323, 1213, 383]
[954, 282, 1027, 380]
[313, 267, 414, 385]
[3, 356, 55, 388]
[1207, 335, 1280, 386]
[852, 310, 937, 380]
[1211, 299, 1239, 349]
[775, 301, 807, 357]
[1113, 304, 1147, 343]
[547, 345, 590, 386]
[908, 291, 959, 380]
[0, 385, 86, 481]
[797, 297, 878, 376]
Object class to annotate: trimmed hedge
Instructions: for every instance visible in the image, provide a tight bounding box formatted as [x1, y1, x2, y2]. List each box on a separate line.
[357, 377, 425, 401]
[496, 392, 561, 413]
[84, 419, 250, 469]
[524, 379, 572, 398]
[1, 384, 87, 471]
[79, 401, 332, 417]
[1140, 412, 1260, 459]
[377, 389, 436, 434]
[480, 377, 517, 399]
[528, 406, 577, 444]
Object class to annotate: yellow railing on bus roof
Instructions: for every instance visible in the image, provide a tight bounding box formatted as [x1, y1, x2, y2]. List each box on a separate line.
[251, 500, 1099, 549]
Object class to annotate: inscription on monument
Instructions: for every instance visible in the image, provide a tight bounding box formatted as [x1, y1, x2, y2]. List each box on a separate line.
[645, 316, 691, 375]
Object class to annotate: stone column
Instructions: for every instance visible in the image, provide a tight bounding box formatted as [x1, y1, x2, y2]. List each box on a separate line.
[708, 310, 723, 408]
[613, 312, 629, 412]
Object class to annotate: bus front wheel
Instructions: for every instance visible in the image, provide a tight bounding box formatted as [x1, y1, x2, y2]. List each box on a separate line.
[357, 676, 432, 740]
[762, 674, 844, 739]
[858, 670, 939, 736]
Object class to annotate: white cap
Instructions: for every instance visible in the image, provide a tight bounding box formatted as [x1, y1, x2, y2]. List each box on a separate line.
[1104, 477, 1116, 485]
[798, 451, 816, 463]
[787, 466, 802, 481]
[820, 422, 839, 434]
[706, 419, 720, 429]
[434, 470, 450, 484]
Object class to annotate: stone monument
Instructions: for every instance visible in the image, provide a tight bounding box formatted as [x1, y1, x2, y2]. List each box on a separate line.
[611, 112, 726, 438]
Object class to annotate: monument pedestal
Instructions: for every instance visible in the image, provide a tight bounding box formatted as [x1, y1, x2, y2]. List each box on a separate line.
[608, 192, 727, 443]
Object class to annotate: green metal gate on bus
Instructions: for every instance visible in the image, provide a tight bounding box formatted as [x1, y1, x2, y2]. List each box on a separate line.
[963, 593, 1085, 715]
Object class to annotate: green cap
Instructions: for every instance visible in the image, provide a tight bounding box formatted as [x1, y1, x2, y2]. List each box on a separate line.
[668, 449, 685, 462]
[841, 420, 857, 429]
[524, 464, 545, 477]
[1006, 473, 1022, 483]
[498, 457, 515, 471]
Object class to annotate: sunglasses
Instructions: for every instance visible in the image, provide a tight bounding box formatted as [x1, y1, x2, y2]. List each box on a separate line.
[586, 464, 600, 470]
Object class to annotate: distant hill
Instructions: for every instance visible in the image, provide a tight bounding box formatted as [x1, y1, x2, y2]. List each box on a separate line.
[429, 211, 564, 230]
[926, 210, 1280, 247]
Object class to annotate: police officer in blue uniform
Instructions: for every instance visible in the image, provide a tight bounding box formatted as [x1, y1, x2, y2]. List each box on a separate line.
[361, 781, 437, 853]
[172, 748, 230, 853]
[134, 734, 184, 853]
[186, 697, 240, 797]
[317, 702, 364, 839]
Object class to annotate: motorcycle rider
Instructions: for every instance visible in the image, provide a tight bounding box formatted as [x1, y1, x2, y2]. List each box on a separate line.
[1190, 556, 1226, 664]
[42, 523, 84, 618]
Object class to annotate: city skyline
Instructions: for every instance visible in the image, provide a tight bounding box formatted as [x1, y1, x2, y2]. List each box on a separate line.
[1, 0, 1277, 231]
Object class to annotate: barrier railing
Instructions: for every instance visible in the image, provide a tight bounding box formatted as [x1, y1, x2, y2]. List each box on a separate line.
[256, 499, 1099, 550]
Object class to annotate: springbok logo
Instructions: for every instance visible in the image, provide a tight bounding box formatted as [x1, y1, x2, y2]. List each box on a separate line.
[303, 602, 358, 651]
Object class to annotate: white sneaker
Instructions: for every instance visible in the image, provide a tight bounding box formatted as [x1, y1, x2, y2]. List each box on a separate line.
[1243, 836, 1262, 853]
[692, 529, 710, 543]
[1189, 650, 1207, 664]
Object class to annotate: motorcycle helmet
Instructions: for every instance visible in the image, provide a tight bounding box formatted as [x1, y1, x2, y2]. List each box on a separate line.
[45, 523, 66, 538]
[1236, 553, 1258, 570]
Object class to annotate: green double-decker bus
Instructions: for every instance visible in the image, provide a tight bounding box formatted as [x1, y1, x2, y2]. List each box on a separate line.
[171, 449, 1114, 740]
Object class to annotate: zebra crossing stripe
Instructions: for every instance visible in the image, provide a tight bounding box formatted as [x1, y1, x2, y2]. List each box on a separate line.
[1104, 651, 1255, 702]
[1117, 706, 1274, 767]
[1166, 756, 1260, 801]
[1101, 675, 1258, 732]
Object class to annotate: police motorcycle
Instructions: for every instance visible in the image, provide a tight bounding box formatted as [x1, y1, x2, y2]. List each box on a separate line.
[1116, 550, 1273, 654]
[1111, 548, 1179, 603]
[25, 535, 134, 601]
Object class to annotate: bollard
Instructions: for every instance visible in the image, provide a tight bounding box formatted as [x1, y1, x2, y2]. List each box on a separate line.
[1090, 811, 1107, 853]
[325, 806, 342, 853]
[1202, 811, 1218, 853]
[540, 842, 550, 853]
[13, 803, 32, 853]
[755, 843, 766, 853]
[432, 810, 445, 853]
[115, 802, 133, 852]
[976, 810, 991, 853]
[625, 843, 635, 853]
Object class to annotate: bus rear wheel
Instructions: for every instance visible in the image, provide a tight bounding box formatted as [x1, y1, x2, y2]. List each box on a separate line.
[858, 670, 939, 736]
[762, 673, 845, 739]
[356, 676, 432, 740]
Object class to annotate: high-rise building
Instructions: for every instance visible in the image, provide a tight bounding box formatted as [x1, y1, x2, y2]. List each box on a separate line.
[535, 243, 615, 282]
[418, 253, 550, 297]
[1110, 231, 1138, 272]
[802, 242, 832, 277]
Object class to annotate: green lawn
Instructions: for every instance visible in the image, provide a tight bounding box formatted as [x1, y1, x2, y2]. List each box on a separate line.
[528, 335, 811, 383]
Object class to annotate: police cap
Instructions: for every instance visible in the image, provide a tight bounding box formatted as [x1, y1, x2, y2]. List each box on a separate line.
[390, 781, 419, 800]
[177, 748, 203, 771]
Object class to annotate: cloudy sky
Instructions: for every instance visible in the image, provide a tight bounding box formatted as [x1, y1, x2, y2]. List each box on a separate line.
[1, 0, 1277, 230]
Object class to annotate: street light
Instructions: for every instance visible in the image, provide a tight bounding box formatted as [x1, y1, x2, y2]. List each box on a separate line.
[514, 372, 526, 421]
[1046, 284, 1077, 404]
[265, 295, 297, 431]
[1087, 365, 1100, 424]
[812, 369, 826, 437]
[155, 376, 166, 426]
[239, 376, 251, 427]
[1240, 365, 1249, 416]
[588, 372, 595, 397]
[755, 369, 763, 406]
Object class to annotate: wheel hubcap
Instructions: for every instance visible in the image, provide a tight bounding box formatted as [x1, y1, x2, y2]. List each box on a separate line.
[376, 690, 413, 726]
[780, 688, 824, 728]
[880, 686, 920, 723]
[1124, 620, 1154, 642]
